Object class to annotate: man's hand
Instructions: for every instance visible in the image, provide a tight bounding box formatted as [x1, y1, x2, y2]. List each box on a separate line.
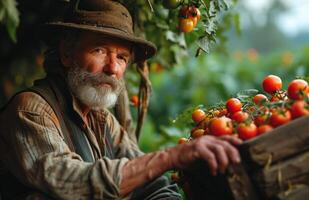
[167, 135, 242, 176]
[120, 135, 242, 196]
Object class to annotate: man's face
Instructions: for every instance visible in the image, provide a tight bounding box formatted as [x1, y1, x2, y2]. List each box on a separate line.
[62, 31, 132, 110]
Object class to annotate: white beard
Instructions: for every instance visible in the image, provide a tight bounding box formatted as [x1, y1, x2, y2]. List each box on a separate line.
[66, 66, 124, 111]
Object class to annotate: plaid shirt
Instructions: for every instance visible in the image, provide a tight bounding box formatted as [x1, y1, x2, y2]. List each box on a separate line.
[0, 77, 145, 200]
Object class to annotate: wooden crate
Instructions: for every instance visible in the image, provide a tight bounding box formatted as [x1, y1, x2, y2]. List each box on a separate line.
[184, 115, 309, 200]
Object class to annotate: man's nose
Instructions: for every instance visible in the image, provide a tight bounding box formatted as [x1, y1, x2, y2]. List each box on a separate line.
[103, 52, 118, 76]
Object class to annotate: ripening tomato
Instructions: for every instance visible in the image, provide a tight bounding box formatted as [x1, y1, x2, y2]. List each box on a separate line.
[171, 172, 180, 182]
[226, 98, 242, 114]
[193, 7, 201, 20]
[257, 124, 273, 135]
[253, 94, 268, 105]
[237, 122, 257, 140]
[254, 112, 270, 126]
[231, 111, 249, 123]
[262, 75, 282, 94]
[270, 108, 292, 127]
[209, 117, 233, 136]
[192, 109, 206, 123]
[130, 95, 139, 107]
[179, 18, 194, 32]
[178, 137, 188, 144]
[191, 128, 205, 138]
[163, 0, 183, 9]
[290, 100, 309, 119]
[287, 79, 308, 100]
[190, 16, 198, 27]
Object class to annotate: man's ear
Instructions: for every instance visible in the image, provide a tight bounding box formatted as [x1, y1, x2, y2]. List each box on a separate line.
[59, 40, 72, 67]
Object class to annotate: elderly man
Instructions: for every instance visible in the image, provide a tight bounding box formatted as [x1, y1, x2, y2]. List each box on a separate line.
[0, 0, 241, 199]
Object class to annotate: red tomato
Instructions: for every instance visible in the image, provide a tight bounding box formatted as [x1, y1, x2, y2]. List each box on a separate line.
[254, 113, 269, 126]
[237, 122, 257, 140]
[130, 95, 139, 107]
[171, 172, 180, 182]
[209, 117, 233, 136]
[192, 109, 206, 123]
[257, 124, 273, 135]
[253, 94, 268, 105]
[191, 128, 205, 139]
[270, 108, 292, 127]
[226, 98, 242, 114]
[179, 18, 194, 32]
[178, 137, 188, 144]
[287, 79, 308, 100]
[231, 111, 249, 123]
[290, 100, 309, 119]
[262, 75, 282, 94]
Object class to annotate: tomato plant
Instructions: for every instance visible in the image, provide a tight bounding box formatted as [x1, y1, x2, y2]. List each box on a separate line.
[231, 111, 249, 123]
[237, 122, 257, 140]
[192, 109, 206, 123]
[179, 18, 194, 33]
[191, 128, 205, 138]
[163, 0, 183, 9]
[270, 108, 292, 127]
[130, 95, 139, 107]
[290, 100, 309, 119]
[253, 94, 268, 105]
[257, 124, 273, 135]
[287, 79, 308, 100]
[262, 75, 282, 94]
[209, 117, 233, 136]
[226, 98, 242, 114]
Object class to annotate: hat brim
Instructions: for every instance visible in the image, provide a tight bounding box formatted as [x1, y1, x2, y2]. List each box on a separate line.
[40, 22, 157, 62]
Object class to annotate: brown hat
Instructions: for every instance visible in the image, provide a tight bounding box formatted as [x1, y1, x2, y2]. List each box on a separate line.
[42, 0, 157, 62]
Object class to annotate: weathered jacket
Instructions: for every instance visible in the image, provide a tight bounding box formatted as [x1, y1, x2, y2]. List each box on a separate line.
[0, 75, 179, 200]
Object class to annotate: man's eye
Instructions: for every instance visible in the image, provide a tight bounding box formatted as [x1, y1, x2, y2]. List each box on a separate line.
[93, 48, 105, 54]
[118, 55, 128, 63]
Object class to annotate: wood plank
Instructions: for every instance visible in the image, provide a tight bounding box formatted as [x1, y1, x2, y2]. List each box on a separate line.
[253, 151, 309, 199]
[226, 164, 259, 200]
[183, 162, 259, 200]
[240, 115, 309, 167]
[275, 185, 309, 200]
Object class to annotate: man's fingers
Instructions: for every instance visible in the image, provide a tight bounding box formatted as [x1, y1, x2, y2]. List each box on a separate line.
[214, 139, 241, 164]
[208, 143, 229, 174]
[197, 147, 218, 176]
[220, 135, 243, 146]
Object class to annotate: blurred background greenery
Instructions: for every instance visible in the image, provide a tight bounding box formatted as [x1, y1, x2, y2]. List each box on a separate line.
[0, 0, 308, 154]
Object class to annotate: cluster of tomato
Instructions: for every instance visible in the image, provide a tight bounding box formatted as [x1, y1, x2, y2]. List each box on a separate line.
[171, 75, 308, 186]
[178, 75, 308, 144]
[162, 0, 201, 33]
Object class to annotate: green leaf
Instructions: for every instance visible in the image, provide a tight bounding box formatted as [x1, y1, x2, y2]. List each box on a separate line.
[233, 13, 241, 35]
[165, 31, 186, 48]
[236, 89, 259, 99]
[208, 1, 217, 17]
[0, 7, 5, 21]
[197, 35, 216, 54]
[204, 17, 217, 34]
[1, 0, 19, 42]
[217, 0, 232, 10]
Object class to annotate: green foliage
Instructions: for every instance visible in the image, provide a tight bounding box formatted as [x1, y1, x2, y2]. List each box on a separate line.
[136, 45, 309, 153]
[0, 0, 19, 42]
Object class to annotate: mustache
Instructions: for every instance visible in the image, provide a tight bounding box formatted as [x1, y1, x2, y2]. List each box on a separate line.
[68, 64, 125, 93]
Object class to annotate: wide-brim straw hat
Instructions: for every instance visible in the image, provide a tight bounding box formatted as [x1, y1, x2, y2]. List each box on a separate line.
[40, 0, 157, 62]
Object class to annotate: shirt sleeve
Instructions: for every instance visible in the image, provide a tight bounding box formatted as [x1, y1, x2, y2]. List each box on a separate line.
[0, 92, 130, 200]
[104, 110, 144, 159]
